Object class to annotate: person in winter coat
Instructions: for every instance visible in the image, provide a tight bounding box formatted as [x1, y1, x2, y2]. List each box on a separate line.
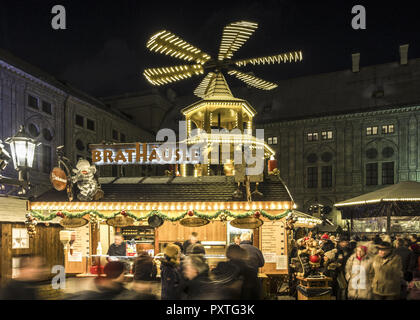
[320, 234, 335, 253]
[212, 244, 262, 300]
[345, 245, 374, 300]
[371, 242, 403, 300]
[239, 232, 265, 273]
[335, 235, 353, 300]
[183, 254, 217, 299]
[320, 249, 340, 297]
[407, 270, 420, 300]
[160, 243, 184, 300]
[394, 238, 416, 282]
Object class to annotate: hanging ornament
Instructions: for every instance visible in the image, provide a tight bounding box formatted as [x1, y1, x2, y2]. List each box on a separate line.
[25, 213, 37, 237]
[121, 210, 127, 217]
[254, 210, 261, 219]
[56, 211, 65, 218]
[219, 213, 228, 222]
[187, 210, 194, 217]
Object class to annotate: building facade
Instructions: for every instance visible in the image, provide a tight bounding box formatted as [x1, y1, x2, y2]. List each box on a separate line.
[0, 49, 153, 197]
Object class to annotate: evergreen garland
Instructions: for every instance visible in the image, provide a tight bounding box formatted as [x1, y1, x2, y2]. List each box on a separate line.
[29, 208, 292, 222]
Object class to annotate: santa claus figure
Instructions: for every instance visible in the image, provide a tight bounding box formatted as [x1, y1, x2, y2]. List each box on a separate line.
[71, 159, 103, 201]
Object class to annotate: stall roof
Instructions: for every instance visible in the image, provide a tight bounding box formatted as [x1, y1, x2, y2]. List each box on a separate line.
[0, 197, 60, 223]
[32, 175, 293, 203]
[335, 181, 420, 207]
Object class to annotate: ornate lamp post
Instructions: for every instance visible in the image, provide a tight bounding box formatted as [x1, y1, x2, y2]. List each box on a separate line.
[0, 125, 40, 192]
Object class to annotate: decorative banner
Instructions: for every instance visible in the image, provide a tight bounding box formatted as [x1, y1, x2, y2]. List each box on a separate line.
[106, 215, 134, 227]
[50, 167, 68, 191]
[60, 217, 89, 228]
[230, 216, 263, 229]
[179, 217, 210, 227]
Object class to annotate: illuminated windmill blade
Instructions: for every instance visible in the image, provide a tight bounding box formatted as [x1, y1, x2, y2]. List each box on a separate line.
[218, 21, 258, 61]
[146, 30, 211, 65]
[228, 70, 278, 90]
[234, 50, 303, 67]
[143, 64, 204, 86]
[194, 72, 216, 98]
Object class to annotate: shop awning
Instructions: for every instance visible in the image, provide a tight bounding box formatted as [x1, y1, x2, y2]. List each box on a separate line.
[335, 181, 420, 207]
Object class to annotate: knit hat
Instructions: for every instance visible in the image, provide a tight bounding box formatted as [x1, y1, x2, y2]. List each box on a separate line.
[321, 234, 329, 240]
[164, 243, 180, 264]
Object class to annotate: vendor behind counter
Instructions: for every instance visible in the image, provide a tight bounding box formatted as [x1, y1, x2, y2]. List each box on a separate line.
[107, 233, 127, 257]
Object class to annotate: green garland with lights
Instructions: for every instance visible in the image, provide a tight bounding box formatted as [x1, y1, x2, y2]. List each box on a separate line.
[28, 208, 292, 222]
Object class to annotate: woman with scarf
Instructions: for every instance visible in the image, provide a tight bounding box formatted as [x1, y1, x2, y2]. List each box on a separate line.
[345, 245, 374, 300]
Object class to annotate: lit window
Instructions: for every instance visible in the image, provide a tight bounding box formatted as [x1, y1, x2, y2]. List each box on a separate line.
[272, 137, 277, 145]
[366, 126, 378, 135]
[382, 125, 394, 134]
[12, 228, 29, 249]
[321, 131, 333, 140]
[268, 137, 273, 145]
[307, 132, 318, 142]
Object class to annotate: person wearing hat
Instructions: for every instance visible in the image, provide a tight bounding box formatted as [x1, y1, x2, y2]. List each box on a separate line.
[160, 243, 183, 300]
[320, 234, 335, 253]
[371, 242, 403, 300]
[345, 245, 374, 300]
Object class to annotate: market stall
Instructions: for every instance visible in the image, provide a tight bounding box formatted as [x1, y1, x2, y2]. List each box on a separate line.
[335, 181, 420, 234]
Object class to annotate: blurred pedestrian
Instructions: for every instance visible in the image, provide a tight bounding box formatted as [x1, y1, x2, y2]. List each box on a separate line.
[336, 235, 352, 300]
[117, 252, 158, 300]
[0, 255, 47, 300]
[186, 242, 206, 255]
[372, 242, 403, 300]
[183, 255, 216, 299]
[394, 238, 416, 282]
[239, 232, 265, 273]
[345, 245, 374, 300]
[160, 243, 183, 300]
[212, 244, 261, 299]
[182, 232, 200, 254]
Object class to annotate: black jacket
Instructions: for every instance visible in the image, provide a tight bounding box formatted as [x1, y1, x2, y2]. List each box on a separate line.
[240, 240, 265, 272]
[160, 260, 183, 300]
[107, 242, 126, 256]
[395, 246, 416, 280]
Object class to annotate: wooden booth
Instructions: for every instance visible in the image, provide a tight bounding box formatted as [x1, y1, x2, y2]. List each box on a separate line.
[27, 175, 297, 282]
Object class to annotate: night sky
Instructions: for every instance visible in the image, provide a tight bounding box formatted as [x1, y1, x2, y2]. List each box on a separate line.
[1, 0, 420, 98]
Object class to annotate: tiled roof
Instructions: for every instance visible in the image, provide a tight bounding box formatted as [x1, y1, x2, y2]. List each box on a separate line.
[32, 176, 292, 203]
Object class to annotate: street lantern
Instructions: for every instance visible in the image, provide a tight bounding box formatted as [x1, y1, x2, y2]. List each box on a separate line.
[5, 125, 40, 181]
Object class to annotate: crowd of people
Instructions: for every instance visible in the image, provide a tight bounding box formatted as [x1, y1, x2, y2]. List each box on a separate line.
[289, 232, 420, 300]
[1, 231, 418, 300]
